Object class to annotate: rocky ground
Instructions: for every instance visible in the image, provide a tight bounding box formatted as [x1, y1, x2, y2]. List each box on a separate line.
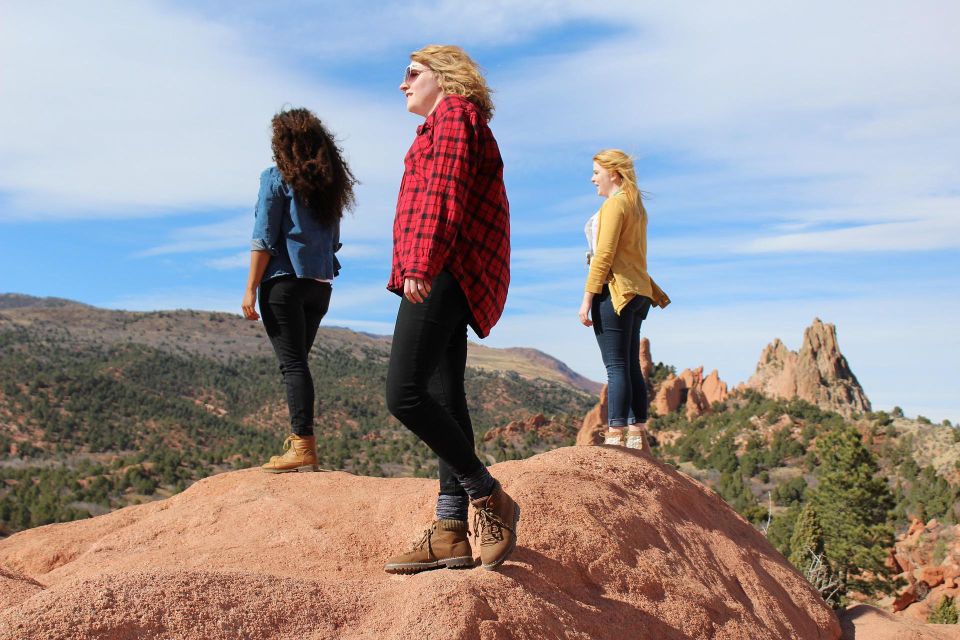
[0, 446, 839, 640]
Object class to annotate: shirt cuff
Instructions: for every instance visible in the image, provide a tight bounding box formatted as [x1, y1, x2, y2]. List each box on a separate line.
[251, 239, 278, 256]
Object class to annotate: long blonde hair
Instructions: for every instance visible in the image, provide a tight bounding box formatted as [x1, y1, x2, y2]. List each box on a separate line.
[594, 149, 643, 210]
[411, 45, 494, 121]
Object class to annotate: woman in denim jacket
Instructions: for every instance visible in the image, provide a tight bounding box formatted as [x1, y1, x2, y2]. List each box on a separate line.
[241, 108, 357, 473]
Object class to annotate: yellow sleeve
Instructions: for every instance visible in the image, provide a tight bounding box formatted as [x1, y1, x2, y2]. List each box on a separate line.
[650, 277, 671, 308]
[585, 197, 625, 293]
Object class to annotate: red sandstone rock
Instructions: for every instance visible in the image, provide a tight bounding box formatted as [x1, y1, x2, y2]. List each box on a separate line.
[0, 447, 841, 640]
[921, 567, 946, 588]
[908, 518, 926, 540]
[892, 587, 918, 612]
[576, 385, 607, 446]
[886, 548, 905, 573]
[0, 567, 42, 610]
[639, 337, 653, 391]
[702, 369, 729, 406]
[841, 604, 960, 640]
[746, 319, 871, 417]
[654, 373, 684, 416]
[484, 413, 552, 443]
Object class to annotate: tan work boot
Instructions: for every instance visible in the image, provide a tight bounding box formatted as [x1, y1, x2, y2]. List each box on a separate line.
[261, 434, 319, 473]
[383, 519, 474, 574]
[471, 481, 520, 570]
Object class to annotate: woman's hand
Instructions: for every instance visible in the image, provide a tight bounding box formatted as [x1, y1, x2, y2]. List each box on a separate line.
[579, 291, 594, 327]
[241, 288, 259, 321]
[404, 277, 432, 304]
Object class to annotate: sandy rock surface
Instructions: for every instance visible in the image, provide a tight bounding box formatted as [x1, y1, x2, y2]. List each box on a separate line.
[0, 446, 840, 640]
[840, 605, 960, 639]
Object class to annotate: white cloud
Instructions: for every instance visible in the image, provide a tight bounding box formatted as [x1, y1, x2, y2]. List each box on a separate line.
[0, 0, 409, 220]
[741, 213, 960, 254]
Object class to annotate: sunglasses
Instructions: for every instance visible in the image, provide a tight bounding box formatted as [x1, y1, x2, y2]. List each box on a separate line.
[403, 64, 428, 84]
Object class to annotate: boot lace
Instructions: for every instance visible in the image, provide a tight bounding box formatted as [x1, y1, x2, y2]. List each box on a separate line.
[473, 504, 513, 546]
[412, 527, 433, 551]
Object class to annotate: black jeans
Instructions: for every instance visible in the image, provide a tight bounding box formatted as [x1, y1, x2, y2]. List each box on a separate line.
[593, 287, 651, 427]
[259, 276, 331, 437]
[386, 271, 483, 497]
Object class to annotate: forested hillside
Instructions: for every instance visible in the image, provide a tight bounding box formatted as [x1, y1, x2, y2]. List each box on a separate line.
[0, 296, 594, 534]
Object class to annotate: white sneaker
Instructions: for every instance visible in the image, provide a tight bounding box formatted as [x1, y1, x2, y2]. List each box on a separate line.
[625, 430, 648, 450]
[603, 431, 624, 446]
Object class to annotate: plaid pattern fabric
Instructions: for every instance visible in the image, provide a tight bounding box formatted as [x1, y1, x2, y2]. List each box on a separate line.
[389, 95, 511, 338]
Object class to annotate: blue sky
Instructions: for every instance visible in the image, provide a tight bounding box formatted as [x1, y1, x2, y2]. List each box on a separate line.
[1, 1, 958, 422]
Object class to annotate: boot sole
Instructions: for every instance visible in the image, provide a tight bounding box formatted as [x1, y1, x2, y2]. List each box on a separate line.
[383, 555, 476, 574]
[261, 464, 320, 474]
[481, 504, 520, 571]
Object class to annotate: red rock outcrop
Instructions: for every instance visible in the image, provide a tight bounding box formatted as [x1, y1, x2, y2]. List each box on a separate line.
[886, 519, 960, 624]
[654, 373, 685, 416]
[483, 413, 556, 444]
[580, 338, 730, 425]
[0, 447, 841, 640]
[746, 319, 871, 417]
[702, 369, 730, 406]
[576, 385, 607, 446]
[639, 337, 654, 394]
[839, 605, 960, 640]
[681, 367, 711, 419]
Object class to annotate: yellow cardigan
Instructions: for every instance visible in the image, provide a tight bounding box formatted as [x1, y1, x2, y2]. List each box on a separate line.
[585, 190, 670, 314]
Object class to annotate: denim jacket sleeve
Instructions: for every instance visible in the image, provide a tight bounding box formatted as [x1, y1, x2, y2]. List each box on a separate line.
[332, 218, 342, 277]
[251, 168, 286, 255]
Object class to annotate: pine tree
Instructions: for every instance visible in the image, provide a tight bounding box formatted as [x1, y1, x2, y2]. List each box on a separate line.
[928, 596, 959, 625]
[789, 502, 826, 569]
[807, 426, 895, 595]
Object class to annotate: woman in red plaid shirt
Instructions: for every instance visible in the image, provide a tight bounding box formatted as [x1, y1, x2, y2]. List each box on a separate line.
[383, 45, 519, 574]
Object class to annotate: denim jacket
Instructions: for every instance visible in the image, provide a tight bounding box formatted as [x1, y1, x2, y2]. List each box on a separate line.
[251, 166, 342, 283]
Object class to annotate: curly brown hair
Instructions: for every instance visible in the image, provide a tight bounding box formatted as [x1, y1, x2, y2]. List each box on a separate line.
[271, 108, 357, 226]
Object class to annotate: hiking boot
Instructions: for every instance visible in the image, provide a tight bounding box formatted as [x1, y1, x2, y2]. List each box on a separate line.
[261, 434, 319, 473]
[471, 481, 520, 570]
[383, 519, 474, 574]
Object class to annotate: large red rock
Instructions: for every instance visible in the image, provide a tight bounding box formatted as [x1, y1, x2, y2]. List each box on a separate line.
[0, 447, 840, 640]
[639, 337, 654, 390]
[840, 605, 960, 639]
[746, 319, 871, 417]
[654, 373, 685, 416]
[680, 367, 711, 419]
[576, 385, 607, 446]
[702, 369, 730, 406]
[887, 518, 960, 622]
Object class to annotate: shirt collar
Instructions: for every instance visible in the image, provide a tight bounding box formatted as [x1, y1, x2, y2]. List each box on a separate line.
[416, 95, 473, 135]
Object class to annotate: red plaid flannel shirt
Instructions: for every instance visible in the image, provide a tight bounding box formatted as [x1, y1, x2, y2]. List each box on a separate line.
[389, 95, 510, 338]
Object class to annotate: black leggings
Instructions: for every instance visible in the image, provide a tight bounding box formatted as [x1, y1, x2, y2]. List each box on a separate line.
[259, 276, 331, 436]
[386, 271, 483, 497]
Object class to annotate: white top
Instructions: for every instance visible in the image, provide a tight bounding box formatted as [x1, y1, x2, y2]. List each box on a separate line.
[584, 210, 600, 257]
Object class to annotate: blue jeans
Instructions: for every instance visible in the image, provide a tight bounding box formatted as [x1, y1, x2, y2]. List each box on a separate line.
[592, 287, 651, 427]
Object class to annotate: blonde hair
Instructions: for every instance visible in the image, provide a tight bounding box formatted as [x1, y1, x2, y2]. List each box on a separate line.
[593, 149, 643, 209]
[411, 45, 494, 121]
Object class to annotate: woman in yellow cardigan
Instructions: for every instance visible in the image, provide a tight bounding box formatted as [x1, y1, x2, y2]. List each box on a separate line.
[578, 149, 669, 449]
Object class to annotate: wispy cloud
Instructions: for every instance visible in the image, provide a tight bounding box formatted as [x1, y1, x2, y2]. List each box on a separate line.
[0, 1, 408, 219]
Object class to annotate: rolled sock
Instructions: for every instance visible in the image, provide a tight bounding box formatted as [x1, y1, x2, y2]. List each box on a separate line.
[436, 494, 469, 521]
[458, 466, 496, 500]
